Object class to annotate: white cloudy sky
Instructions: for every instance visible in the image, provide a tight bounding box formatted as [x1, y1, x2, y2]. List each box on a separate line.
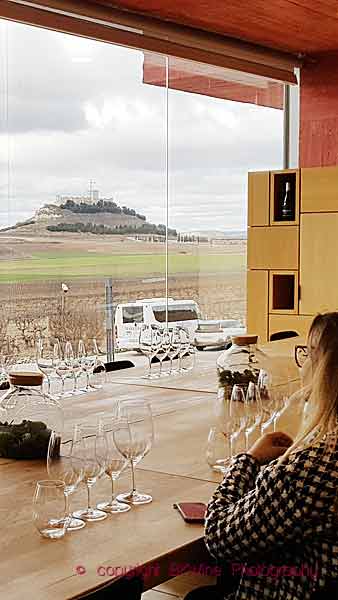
[0, 19, 283, 231]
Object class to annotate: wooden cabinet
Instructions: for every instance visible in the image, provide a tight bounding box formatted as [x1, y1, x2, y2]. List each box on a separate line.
[247, 270, 268, 342]
[300, 213, 338, 314]
[270, 169, 299, 225]
[269, 314, 313, 340]
[247, 226, 298, 270]
[248, 171, 270, 226]
[301, 166, 338, 213]
[269, 271, 298, 314]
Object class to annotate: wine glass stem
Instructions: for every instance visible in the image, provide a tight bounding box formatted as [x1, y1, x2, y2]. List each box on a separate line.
[86, 371, 90, 390]
[61, 377, 65, 395]
[47, 377, 51, 395]
[148, 356, 152, 378]
[130, 459, 136, 494]
[111, 478, 115, 503]
[87, 484, 92, 511]
[65, 492, 70, 516]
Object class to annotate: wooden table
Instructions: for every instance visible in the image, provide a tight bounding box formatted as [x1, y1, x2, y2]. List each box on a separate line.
[0, 339, 302, 600]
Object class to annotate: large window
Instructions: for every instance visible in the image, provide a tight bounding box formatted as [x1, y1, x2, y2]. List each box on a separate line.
[0, 19, 284, 355]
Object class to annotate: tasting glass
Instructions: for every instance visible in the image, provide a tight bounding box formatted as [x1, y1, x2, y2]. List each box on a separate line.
[115, 400, 154, 505]
[36, 338, 57, 396]
[33, 479, 69, 539]
[244, 382, 262, 450]
[96, 418, 131, 514]
[168, 327, 181, 375]
[139, 325, 160, 379]
[159, 328, 172, 377]
[229, 384, 247, 456]
[78, 339, 97, 391]
[258, 369, 276, 434]
[72, 424, 108, 521]
[206, 427, 230, 472]
[178, 327, 194, 372]
[47, 429, 85, 531]
[64, 341, 84, 396]
[54, 340, 72, 398]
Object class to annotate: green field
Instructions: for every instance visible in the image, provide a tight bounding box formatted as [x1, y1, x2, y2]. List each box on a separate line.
[0, 252, 246, 283]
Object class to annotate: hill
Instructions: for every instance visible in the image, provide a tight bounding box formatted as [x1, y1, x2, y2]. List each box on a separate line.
[0, 200, 177, 238]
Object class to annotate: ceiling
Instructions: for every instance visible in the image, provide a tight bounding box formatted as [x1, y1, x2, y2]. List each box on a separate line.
[92, 0, 338, 56]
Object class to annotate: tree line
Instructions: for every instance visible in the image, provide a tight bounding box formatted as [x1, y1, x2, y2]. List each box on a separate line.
[60, 199, 146, 221]
[47, 222, 177, 237]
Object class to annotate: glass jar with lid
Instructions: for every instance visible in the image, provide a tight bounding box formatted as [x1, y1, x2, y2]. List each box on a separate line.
[0, 372, 64, 459]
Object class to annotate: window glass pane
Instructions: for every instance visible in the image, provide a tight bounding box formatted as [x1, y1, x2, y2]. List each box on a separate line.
[0, 20, 166, 360]
[122, 306, 144, 324]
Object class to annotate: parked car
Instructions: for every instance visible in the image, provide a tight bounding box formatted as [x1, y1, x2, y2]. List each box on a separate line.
[194, 318, 245, 350]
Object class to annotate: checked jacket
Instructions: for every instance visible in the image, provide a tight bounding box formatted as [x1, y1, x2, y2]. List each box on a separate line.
[205, 442, 338, 599]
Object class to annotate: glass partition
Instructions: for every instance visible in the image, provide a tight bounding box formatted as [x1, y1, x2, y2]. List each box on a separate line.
[0, 18, 284, 363]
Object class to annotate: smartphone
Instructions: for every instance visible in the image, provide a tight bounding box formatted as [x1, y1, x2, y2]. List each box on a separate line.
[173, 502, 207, 523]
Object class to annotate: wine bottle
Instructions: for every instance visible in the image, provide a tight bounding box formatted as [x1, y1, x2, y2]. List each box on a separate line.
[281, 181, 294, 220]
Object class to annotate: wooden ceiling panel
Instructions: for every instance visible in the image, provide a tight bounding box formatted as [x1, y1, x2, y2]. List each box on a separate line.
[92, 0, 338, 54]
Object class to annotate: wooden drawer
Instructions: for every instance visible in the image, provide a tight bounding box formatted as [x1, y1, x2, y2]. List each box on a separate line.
[247, 270, 268, 343]
[301, 166, 338, 213]
[247, 226, 299, 270]
[269, 314, 313, 341]
[248, 171, 270, 226]
[269, 271, 299, 315]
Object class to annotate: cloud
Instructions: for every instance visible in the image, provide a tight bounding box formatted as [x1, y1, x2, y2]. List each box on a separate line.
[0, 18, 283, 231]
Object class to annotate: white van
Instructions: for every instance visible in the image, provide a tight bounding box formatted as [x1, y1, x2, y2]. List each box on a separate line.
[114, 298, 201, 350]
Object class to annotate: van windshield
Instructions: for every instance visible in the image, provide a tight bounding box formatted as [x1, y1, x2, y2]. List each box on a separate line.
[152, 304, 199, 323]
[122, 306, 144, 324]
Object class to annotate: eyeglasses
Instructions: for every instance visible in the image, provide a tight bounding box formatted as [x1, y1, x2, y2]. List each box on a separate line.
[295, 345, 308, 368]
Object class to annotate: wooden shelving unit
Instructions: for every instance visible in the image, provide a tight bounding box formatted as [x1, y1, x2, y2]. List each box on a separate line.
[247, 165, 338, 342]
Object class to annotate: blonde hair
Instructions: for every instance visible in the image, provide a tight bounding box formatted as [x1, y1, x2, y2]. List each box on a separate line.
[281, 312, 338, 462]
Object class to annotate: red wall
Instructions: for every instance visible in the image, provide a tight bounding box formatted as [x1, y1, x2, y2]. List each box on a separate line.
[300, 52, 338, 167]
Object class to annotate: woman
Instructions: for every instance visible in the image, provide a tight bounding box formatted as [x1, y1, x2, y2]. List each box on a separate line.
[186, 312, 338, 600]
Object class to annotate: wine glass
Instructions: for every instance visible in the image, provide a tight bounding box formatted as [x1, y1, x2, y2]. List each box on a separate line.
[229, 384, 247, 456]
[258, 369, 277, 434]
[36, 338, 54, 395]
[47, 429, 85, 531]
[168, 327, 181, 375]
[72, 424, 108, 522]
[139, 325, 160, 379]
[244, 382, 262, 451]
[78, 339, 97, 391]
[159, 328, 172, 377]
[54, 340, 72, 398]
[96, 418, 131, 514]
[64, 341, 84, 396]
[178, 327, 193, 372]
[206, 427, 230, 472]
[115, 400, 154, 505]
[33, 480, 69, 539]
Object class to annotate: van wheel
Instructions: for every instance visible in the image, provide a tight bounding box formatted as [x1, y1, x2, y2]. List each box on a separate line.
[196, 346, 204, 351]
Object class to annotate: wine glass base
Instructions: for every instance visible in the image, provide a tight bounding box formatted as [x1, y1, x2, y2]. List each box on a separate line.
[68, 517, 86, 531]
[116, 491, 153, 505]
[73, 508, 108, 522]
[97, 500, 131, 514]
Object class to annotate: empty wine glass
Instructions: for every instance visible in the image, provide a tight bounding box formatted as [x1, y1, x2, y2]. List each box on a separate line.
[258, 369, 277, 434]
[64, 341, 84, 396]
[78, 339, 97, 391]
[178, 327, 193, 372]
[96, 418, 131, 514]
[229, 384, 247, 456]
[47, 429, 85, 531]
[168, 327, 181, 375]
[72, 424, 108, 522]
[36, 338, 56, 395]
[159, 328, 172, 377]
[115, 400, 154, 505]
[206, 427, 230, 472]
[33, 480, 69, 539]
[244, 382, 262, 450]
[139, 325, 160, 379]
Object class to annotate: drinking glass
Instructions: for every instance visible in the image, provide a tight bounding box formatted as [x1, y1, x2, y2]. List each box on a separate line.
[244, 382, 262, 451]
[139, 325, 160, 379]
[54, 341, 72, 398]
[72, 424, 108, 521]
[258, 369, 277, 434]
[36, 338, 57, 395]
[78, 339, 97, 391]
[178, 327, 193, 372]
[159, 328, 172, 377]
[96, 418, 131, 514]
[64, 341, 84, 396]
[47, 429, 85, 531]
[229, 384, 247, 456]
[115, 400, 154, 505]
[168, 327, 181, 375]
[33, 480, 69, 539]
[206, 427, 230, 472]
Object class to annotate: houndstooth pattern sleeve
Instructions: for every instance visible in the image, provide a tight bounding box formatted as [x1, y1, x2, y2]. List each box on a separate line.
[204, 447, 338, 564]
